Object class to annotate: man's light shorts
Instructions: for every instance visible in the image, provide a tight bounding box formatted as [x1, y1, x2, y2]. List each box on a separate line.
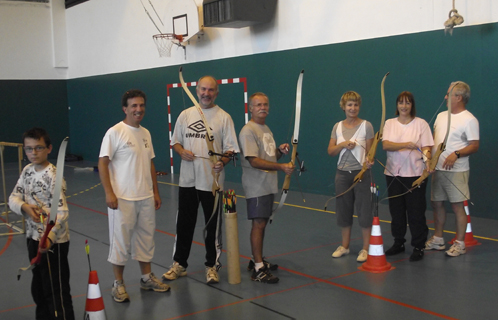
[108, 197, 156, 265]
[431, 170, 470, 203]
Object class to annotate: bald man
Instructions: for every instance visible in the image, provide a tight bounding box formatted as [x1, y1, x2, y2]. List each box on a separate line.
[165, 76, 240, 284]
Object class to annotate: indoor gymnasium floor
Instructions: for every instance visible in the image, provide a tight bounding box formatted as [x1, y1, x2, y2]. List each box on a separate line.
[0, 161, 497, 320]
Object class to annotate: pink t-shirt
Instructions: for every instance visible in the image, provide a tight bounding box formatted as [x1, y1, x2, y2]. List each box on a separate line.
[383, 117, 434, 177]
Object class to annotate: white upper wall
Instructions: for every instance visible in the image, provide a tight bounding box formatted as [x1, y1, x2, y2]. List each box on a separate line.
[1, 0, 497, 79]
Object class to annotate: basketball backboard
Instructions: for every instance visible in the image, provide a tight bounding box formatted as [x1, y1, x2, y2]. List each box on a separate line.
[163, 0, 203, 43]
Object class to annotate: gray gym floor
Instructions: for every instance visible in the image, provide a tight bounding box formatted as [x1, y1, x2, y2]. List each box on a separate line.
[1, 161, 496, 320]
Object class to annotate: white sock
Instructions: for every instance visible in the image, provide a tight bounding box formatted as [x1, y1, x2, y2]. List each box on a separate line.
[433, 236, 444, 242]
[141, 273, 151, 281]
[255, 262, 264, 271]
[455, 240, 465, 247]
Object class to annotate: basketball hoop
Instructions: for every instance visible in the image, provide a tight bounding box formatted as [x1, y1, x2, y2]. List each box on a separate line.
[152, 34, 183, 57]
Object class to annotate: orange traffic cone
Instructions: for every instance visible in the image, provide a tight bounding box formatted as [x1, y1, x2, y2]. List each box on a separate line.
[84, 270, 106, 320]
[359, 217, 395, 273]
[449, 200, 480, 247]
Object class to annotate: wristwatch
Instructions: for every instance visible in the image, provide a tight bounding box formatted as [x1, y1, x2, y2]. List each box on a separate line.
[455, 151, 461, 158]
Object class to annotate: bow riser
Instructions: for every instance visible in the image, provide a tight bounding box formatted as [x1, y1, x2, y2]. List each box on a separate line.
[282, 141, 298, 190]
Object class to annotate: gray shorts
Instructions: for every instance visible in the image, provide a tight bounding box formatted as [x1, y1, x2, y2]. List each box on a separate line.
[335, 169, 373, 228]
[246, 194, 275, 219]
[431, 170, 470, 203]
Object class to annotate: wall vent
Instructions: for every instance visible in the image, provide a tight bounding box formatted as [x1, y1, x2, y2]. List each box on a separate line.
[203, 0, 277, 28]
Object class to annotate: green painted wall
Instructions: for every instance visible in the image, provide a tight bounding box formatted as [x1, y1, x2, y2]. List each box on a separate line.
[60, 22, 495, 220]
[1, 80, 69, 161]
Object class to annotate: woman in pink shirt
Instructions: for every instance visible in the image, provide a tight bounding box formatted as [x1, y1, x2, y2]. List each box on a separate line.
[382, 91, 434, 261]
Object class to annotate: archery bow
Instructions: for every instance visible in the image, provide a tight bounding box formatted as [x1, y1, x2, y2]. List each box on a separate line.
[410, 83, 455, 188]
[179, 67, 220, 195]
[271, 69, 304, 223]
[18, 136, 69, 279]
[324, 72, 389, 211]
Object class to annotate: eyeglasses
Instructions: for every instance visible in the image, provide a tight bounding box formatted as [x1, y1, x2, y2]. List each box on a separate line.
[24, 146, 47, 153]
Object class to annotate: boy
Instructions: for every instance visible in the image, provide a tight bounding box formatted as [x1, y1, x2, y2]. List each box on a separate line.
[9, 127, 75, 320]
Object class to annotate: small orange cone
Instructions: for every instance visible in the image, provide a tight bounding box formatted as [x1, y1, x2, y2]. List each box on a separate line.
[449, 200, 480, 247]
[84, 270, 106, 320]
[359, 217, 395, 273]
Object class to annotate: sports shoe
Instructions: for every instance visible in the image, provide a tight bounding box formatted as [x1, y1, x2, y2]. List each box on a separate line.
[409, 248, 424, 262]
[206, 266, 219, 284]
[251, 266, 279, 283]
[357, 249, 368, 262]
[332, 245, 350, 258]
[163, 262, 187, 280]
[112, 280, 130, 303]
[446, 241, 466, 257]
[247, 258, 278, 272]
[385, 243, 405, 256]
[140, 273, 170, 292]
[425, 236, 446, 251]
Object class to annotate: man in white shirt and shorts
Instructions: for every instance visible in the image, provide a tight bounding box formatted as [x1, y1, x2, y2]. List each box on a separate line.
[425, 82, 479, 257]
[99, 89, 169, 303]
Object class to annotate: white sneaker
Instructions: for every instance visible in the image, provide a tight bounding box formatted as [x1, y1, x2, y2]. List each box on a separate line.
[140, 273, 170, 292]
[206, 266, 219, 284]
[112, 280, 130, 303]
[357, 249, 368, 262]
[163, 262, 187, 281]
[446, 241, 466, 257]
[425, 236, 446, 251]
[332, 245, 350, 258]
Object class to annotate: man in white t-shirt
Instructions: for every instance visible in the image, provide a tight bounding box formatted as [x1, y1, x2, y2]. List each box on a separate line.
[164, 76, 240, 284]
[425, 82, 479, 257]
[99, 89, 169, 303]
[239, 92, 294, 283]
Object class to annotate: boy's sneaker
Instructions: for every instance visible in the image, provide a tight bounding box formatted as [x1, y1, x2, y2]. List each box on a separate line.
[112, 280, 130, 303]
[163, 262, 187, 280]
[140, 273, 170, 292]
[206, 266, 219, 284]
[247, 258, 278, 272]
[357, 249, 368, 262]
[251, 266, 279, 284]
[425, 236, 446, 251]
[446, 242, 466, 257]
[332, 245, 350, 258]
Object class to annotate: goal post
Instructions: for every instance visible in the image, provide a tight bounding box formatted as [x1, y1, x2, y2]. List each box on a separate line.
[0, 142, 26, 236]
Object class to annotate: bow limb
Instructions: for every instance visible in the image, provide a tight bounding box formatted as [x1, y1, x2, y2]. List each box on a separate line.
[271, 70, 304, 222]
[354, 72, 389, 182]
[18, 137, 69, 279]
[411, 84, 454, 188]
[179, 67, 219, 195]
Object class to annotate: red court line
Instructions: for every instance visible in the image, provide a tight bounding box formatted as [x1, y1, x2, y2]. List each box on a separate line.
[0, 303, 36, 314]
[68, 202, 456, 319]
[68, 202, 108, 216]
[267, 236, 361, 259]
[279, 266, 457, 320]
[165, 265, 456, 320]
[164, 281, 318, 320]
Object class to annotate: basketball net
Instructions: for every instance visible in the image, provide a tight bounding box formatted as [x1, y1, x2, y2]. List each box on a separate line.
[153, 34, 183, 57]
